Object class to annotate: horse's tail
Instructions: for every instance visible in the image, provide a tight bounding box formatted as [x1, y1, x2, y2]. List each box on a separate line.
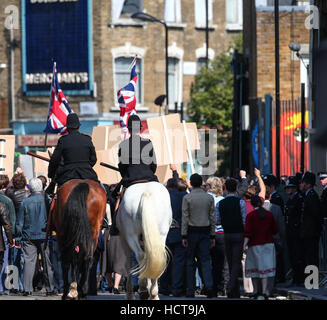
[60, 182, 92, 263]
[136, 191, 168, 279]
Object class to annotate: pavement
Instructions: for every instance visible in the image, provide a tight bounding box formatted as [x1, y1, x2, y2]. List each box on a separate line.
[1, 284, 327, 300]
[273, 284, 327, 300]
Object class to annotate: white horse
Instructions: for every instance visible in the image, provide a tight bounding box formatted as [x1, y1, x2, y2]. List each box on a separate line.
[116, 181, 172, 300]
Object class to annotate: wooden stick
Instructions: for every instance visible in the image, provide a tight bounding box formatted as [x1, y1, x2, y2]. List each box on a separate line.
[161, 115, 173, 164]
[27, 151, 50, 162]
[100, 162, 120, 172]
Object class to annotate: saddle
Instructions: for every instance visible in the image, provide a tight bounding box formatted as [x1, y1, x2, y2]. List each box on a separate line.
[110, 179, 150, 236]
[114, 179, 150, 213]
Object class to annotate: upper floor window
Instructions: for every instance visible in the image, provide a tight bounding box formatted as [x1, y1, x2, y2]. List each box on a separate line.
[256, 0, 308, 6]
[165, 0, 182, 23]
[168, 57, 180, 107]
[226, 0, 243, 31]
[197, 57, 208, 73]
[194, 0, 213, 28]
[114, 57, 143, 105]
[112, 0, 143, 21]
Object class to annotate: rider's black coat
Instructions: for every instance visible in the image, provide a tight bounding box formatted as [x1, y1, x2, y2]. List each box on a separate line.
[118, 134, 158, 187]
[48, 131, 98, 186]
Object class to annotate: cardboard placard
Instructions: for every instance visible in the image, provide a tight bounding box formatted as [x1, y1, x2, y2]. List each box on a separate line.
[0, 135, 16, 180]
[146, 115, 200, 166]
[91, 125, 121, 151]
[156, 164, 182, 185]
[94, 149, 121, 186]
[186, 122, 200, 150]
[19, 155, 34, 182]
[33, 149, 53, 180]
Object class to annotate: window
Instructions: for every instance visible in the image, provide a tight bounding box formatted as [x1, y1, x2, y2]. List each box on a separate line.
[197, 57, 207, 73]
[112, 0, 142, 21]
[168, 57, 180, 107]
[121, 0, 142, 15]
[194, 0, 213, 28]
[196, 44, 215, 72]
[226, 0, 243, 30]
[267, 0, 297, 5]
[256, 0, 309, 7]
[114, 57, 142, 105]
[165, 0, 182, 23]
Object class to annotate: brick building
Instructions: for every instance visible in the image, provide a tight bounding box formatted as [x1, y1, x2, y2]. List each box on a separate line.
[242, 0, 311, 175]
[0, 0, 242, 144]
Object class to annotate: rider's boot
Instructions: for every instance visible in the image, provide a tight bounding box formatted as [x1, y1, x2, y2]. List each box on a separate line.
[44, 180, 56, 232]
[108, 183, 122, 236]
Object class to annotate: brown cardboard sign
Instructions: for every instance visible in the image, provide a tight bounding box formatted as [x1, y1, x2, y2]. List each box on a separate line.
[33, 149, 54, 179]
[94, 149, 121, 185]
[146, 114, 200, 166]
[91, 125, 121, 151]
[0, 135, 16, 180]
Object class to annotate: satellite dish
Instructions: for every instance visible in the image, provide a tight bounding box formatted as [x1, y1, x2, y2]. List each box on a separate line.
[154, 95, 166, 107]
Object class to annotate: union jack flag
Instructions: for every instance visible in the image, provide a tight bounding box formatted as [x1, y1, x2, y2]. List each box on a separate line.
[44, 62, 73, 135]
[117, 57, 138, 132]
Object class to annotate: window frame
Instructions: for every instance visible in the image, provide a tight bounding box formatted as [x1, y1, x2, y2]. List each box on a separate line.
[225, 0, 243, 31]
[111, 43, 147, 111]
[167, 43, 184, 110]
[194, 0, 213, 28]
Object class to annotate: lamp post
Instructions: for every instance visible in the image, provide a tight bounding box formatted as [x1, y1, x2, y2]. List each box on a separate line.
[289, 42, 309, 173]
[275, 0, 280, 178]
[131, 12, 169, 115]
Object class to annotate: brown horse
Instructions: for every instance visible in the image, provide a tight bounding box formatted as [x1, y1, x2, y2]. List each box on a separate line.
[51, 179, 106, 300]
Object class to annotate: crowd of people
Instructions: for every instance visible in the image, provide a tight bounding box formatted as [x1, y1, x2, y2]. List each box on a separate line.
[159, 166, 327, 300]
[0, 164, 326, 300]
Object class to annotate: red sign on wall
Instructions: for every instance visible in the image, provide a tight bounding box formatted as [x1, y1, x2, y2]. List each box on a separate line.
[17, 135, 59, 147]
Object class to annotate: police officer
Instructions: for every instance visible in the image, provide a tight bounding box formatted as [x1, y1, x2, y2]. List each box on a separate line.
[109, 114, 158, 235]
[319, 172, 327, 219]
[118, 114, 158, 187]
[284, 175, 305, 285]
[46, 113, 99, 196]
[299, 171, 323, 269]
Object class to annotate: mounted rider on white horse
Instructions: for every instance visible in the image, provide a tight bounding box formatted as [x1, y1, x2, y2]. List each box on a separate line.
[110, 115, 172, 300]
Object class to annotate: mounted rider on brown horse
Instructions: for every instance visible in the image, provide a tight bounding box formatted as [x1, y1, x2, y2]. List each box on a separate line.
[45, 113, 106, 300]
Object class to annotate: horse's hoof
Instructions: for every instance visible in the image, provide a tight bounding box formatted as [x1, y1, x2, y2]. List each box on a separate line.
[139, 291, 149, 300]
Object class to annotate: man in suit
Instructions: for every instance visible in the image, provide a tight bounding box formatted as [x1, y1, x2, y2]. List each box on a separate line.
[263, 189, 287, 285]
[284, 176, 305, 285]
[299, 172, 323, 269]
[319, 172, 327, 219]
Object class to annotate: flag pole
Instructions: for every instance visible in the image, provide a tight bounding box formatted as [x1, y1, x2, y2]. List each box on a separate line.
[128, 55, 137, 71]
[44, 61, 56, 150]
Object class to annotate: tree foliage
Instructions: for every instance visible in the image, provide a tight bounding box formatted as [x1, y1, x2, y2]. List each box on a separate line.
[188, 34, 242, 176]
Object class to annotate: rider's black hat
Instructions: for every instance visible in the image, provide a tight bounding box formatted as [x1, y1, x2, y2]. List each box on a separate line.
[66, 113, 80, 129]
[127, 114, 142, 131]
